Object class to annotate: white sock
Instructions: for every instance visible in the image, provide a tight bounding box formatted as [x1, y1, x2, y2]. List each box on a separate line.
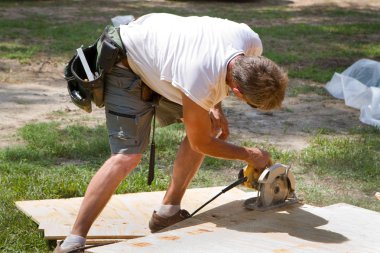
[157, 204, 180, 218]
[61, 234, 86, 250]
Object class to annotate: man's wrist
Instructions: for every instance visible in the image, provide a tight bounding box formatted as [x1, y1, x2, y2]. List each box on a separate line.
[242, 146, 251, 163]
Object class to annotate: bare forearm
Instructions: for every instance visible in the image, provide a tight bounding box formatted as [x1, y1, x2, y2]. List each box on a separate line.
[191, 136, 249, 162]
[194, 137, 270, 169]
[182, 93, 269, 168]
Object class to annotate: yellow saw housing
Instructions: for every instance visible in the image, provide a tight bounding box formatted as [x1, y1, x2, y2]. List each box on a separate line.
[240, 159, 273, 189]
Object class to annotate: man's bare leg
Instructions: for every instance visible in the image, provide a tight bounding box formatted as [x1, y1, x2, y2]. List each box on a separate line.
[71, 153, 142, 237]
[162, 136, 205, 205]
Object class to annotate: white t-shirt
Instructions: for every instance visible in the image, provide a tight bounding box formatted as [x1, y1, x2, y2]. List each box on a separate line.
[120, 13, 262, 111]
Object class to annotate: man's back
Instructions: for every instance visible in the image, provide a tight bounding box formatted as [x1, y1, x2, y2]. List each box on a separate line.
[120, 13, 263, 110]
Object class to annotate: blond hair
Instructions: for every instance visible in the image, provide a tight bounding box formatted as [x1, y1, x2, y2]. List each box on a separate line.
[232, 56, 288, 110]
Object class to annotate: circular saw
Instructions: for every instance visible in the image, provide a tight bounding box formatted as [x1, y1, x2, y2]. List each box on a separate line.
[187, 163, 299, 218]
[243, 163, 299, 211]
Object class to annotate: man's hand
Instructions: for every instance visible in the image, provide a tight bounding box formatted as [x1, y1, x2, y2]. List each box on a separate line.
[239, 157, 273, 189]
[209, 103, 229, 140]
[244, 148, 271, 170]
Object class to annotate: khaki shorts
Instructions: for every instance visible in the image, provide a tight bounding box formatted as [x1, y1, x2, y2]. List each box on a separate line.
[104, 66, 183, 154]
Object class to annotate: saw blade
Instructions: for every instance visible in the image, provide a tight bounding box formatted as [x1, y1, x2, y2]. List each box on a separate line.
[259, 174, 289, 207]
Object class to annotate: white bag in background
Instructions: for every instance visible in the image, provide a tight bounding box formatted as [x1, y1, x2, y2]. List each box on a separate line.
[325, 59, 380, 128]
[360, 87, 380, 127]
[111, 15, 135, 27]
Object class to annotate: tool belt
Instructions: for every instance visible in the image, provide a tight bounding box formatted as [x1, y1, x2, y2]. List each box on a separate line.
[64, 25, 129, 112]
[64, 24, 156, 112]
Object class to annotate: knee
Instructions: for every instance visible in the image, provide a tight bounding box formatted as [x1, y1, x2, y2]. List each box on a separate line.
[107, 153, 142, 176]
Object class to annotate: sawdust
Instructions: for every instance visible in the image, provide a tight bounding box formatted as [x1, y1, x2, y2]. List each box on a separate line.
[186, 228, 213, 235]
[273, 249, 292, 253]
[129, 242, 152, 248]
[159, 235, 180, 241]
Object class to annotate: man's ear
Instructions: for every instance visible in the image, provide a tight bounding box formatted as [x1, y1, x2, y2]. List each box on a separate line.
[232, 87, 244, 99]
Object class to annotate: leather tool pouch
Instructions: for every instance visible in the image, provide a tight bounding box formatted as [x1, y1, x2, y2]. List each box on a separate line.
[97, 40, 120, 74]
[65, 25, 126, 112]
[65, 42, 105, 111]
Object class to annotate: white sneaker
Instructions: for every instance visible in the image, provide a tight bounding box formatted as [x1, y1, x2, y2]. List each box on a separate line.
[53, 241, 84, 253]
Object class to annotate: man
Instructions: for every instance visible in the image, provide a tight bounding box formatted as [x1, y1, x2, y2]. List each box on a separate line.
[55, 13, 287, 252]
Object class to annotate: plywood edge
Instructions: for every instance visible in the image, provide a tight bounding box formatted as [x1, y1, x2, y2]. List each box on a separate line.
[16, 186, 245, 207]
[47, 234, 141, 240]
[15, 201, 42, 225]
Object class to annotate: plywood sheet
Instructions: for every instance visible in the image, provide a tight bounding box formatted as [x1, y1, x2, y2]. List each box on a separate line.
[15, 186, 251, 240]
[88, 203, 380, 253]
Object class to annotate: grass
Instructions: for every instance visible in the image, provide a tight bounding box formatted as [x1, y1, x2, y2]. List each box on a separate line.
[302, 132, 380, 189]
[258, 22, 380, 82]
[297, 127, 380, 210]
[0, 17, 103, 61]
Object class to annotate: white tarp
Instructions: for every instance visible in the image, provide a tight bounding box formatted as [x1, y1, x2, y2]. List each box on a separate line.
[325, 59, 380, 128]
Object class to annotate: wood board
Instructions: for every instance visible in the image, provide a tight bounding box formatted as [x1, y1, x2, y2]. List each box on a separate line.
[15, 186, 252, 240]
[88, 203, 380, 253]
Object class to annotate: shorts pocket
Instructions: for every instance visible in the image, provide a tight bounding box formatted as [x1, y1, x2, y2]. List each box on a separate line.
[107, 110, 139, 147]
[106, 108, 154, 154]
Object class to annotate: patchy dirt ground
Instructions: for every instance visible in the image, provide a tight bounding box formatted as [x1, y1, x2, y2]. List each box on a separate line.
[0, 59, 104, 148]
[0, 58, 362, 151]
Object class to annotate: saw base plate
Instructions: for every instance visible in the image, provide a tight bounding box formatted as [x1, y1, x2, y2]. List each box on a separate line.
[243, 196, 299, 211]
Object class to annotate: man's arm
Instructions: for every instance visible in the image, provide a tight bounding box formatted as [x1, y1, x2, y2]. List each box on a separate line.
[182, 93, 269, 168]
